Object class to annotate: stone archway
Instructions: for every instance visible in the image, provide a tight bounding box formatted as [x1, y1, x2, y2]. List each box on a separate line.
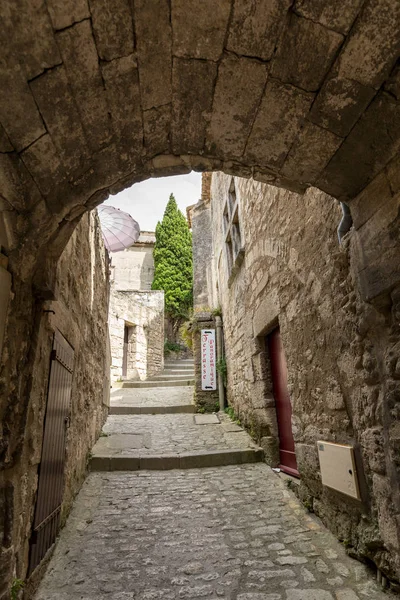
[1, 0, 400, 273]
[1, 0, 400, 594]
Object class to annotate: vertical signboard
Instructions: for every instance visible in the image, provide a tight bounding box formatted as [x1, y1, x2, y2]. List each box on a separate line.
[201, 329, 217, 390]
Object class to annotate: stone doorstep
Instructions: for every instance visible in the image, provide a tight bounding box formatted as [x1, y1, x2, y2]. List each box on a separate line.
[113, 380, 195, 388]
[109, 404, 196, 415]
[194, 413, 220, 424]
[90, 448, 264, 471]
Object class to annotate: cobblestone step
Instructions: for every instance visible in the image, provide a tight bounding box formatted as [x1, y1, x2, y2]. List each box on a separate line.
[162, 367, 195, 373]
[164, 360, 194, 367]
[113, 379, 195, 388]
[90, 448, 264, 471]
[109, 404, 196, 415]
[149, 373, 195, 381]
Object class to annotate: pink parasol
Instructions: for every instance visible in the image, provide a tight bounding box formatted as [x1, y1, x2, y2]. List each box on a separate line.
[97, 205, 140, 253]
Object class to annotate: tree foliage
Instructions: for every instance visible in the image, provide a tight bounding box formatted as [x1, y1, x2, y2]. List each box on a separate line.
[152, 194, 193, 317]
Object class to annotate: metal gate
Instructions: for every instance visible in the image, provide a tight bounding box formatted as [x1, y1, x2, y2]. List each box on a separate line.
[29, 329, 74, 574]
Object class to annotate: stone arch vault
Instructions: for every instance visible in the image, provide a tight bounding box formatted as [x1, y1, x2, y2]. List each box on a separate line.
[1, 0, 400, 278]
[1, 0, 400, 592]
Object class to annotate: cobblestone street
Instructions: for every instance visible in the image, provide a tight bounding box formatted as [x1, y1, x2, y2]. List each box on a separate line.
[35, 464, 389, 600]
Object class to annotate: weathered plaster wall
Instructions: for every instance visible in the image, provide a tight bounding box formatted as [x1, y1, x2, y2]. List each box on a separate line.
[0, 211, 109, 598]
[110, 231, 156, 291]
[109, 290, 164, 382]
[209, 172, 400, 584]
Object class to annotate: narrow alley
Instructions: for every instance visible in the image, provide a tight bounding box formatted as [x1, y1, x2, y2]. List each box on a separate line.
[33, 367, 389, 600]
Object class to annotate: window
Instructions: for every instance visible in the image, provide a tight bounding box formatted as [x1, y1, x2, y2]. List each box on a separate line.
[224, 178, 244, 284]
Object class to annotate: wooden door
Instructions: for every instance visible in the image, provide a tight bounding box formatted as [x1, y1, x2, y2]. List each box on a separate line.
[267, 328, 299, 477]
[29, 330, 74, 574]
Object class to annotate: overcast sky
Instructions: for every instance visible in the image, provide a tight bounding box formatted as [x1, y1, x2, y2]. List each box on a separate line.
[103, 171, 202, 231]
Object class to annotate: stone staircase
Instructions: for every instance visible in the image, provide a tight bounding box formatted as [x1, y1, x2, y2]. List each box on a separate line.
[91, 362, 264, 471]
[112, 358, 195, 388]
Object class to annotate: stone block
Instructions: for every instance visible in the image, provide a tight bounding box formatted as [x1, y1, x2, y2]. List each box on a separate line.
[386, 153, 400, 195]
[227, 0, 291, 60]
[360, 427, 385, 475]
[30, 66, 89, 175]
[140, 455, 180, 470]
[90, 0, 134, 61]
[56, 20, 112, 151]
[172, 0, 230, 60]
[349, 171, 393, 230]
[245, 79, 313, 168]
[1, 0, 61, 81]
[294, 0, 363, 35]
[143, 105, 171, 156]
[286, 591, 333, 600]
[271, 13, 343, 92]
[47, 0, 90, 30]
[101, 55, 143, 153]
[21, 134, 66, 196]
[336, 0, 400, 90]
[310, 77, 376, 138]
[110, 456, 140, 471]
[134, 0, 172, 110]
[206, 56, 267, 159]
[171, 58, 217, 155]
[252, 290, 279, 338]
[90, 456, 111, 471]
[0, 49, 46, 152]
[282, 122, 342, 185]
[0, 124, 12, 152]
[194, 414, 220, 425]
[0, 153, 42, 213]
[316, 91, 400, 200]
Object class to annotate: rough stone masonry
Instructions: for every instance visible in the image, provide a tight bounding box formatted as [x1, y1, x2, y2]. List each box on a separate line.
[191, 171, 400, 586]
[1, 0, 400, 596]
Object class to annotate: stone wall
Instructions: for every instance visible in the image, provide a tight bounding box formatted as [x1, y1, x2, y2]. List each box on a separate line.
[109, 289, 164, 382]
[208, 172, 400, 584]
[0, 211, 109, 597]
[190, 174, 218, 310]
[110, 231, 156, 291]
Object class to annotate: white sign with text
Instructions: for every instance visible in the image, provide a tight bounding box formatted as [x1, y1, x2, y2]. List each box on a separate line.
[201, 329, 217, 391]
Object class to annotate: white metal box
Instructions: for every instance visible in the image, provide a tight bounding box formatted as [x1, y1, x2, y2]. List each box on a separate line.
[317, 440, 361, 500]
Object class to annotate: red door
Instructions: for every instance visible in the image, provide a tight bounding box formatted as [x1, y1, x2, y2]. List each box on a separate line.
[267, 328, 299, 477]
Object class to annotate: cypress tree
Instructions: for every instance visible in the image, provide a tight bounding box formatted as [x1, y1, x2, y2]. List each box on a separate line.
[152, 194, 193, 320]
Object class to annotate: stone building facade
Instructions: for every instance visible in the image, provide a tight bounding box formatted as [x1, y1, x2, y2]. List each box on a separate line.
[0, 211, 110, 596]
[108, 232, 164, 382]
[192, 172, 400, 584]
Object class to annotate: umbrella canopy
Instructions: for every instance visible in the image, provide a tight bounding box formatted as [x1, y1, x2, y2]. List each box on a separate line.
[97, 205, 140, 253]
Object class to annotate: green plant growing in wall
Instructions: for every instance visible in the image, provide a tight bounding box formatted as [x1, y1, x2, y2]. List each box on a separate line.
[10, 579, 24, 600]
[216, 357, 227, 387]
[152, 194, 193, 331]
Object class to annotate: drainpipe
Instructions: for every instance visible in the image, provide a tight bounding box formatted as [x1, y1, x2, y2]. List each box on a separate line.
[215, 315, 225, 411]
[337, 202, 353, 243]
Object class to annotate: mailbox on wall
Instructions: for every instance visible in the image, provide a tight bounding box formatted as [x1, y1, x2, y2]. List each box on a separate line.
[317, 440, 361, 500]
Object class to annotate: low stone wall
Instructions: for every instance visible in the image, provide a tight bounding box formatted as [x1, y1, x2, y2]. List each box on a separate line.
[109, 289, 164, 382]
[208, 172, 400, 583]
[0, 211, 110, 597]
